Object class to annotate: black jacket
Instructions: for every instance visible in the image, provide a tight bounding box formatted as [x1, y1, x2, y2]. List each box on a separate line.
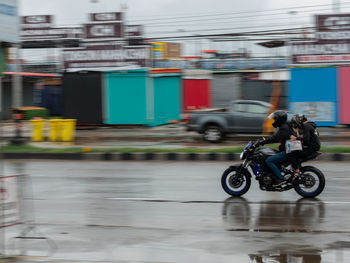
[262, 122, 295, 151]
[299, 122, 320, 151]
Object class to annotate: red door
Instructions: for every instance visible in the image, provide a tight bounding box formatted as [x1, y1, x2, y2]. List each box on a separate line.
[183, 79, 211, 112]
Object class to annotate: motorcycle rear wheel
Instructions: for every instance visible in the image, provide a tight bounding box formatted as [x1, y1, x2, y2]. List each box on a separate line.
[294, 166, 325, 198]
[221, 166, 251, 197]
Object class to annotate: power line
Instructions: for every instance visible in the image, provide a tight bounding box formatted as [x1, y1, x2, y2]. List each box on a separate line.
[139, 4, 350, 27]
[45, 6, 328, 31]
[143, 26, 315, 40]
[129, 4, 350, 30]
[145, 22, 314, 36]
[147, 19, 350, 39]
[212, 37, 311, 42]
[144, 17, 308, 30]
[142, 5, 350, 28]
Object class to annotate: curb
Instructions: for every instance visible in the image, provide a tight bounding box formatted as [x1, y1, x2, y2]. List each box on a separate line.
[2, 152, 350, 161]
[3, 152, 84, 160]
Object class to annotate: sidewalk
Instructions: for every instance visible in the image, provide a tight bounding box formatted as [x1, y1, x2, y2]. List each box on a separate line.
[2, 121, 350, 146]
[1, 121, 350, 162]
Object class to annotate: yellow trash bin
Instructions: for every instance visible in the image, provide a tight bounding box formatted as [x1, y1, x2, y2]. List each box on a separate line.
[61, 119, 76, 142]
[49, 119, 62, 141]
[30, 119, 44, 142]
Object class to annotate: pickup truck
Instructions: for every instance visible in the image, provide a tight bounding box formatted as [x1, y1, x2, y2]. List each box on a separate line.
[184, 100, 272, 143]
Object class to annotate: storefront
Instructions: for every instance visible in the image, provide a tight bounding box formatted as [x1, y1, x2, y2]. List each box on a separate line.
[103, 68, 181, 126]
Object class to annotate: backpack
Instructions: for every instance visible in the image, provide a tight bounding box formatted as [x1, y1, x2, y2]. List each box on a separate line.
[308, 121, 321, 150]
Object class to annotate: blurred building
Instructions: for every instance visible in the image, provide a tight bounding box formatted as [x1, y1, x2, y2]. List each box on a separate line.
[17, 13, 150, 73]
[289, 13, 350, 126]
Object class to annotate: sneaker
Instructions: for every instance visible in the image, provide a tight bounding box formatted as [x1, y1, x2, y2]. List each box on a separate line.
[273, 178, 286, 187]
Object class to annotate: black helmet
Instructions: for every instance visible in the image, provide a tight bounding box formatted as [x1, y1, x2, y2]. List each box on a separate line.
[268, 110, 287, 128]
[291, 114, 307, 129]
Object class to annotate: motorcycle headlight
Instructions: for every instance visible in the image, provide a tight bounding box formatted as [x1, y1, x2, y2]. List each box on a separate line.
[240, 152, 244, 160]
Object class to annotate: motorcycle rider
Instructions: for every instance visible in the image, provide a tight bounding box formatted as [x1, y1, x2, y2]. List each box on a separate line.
[255, 110, 295, 186]
[288, 114, 321, 179]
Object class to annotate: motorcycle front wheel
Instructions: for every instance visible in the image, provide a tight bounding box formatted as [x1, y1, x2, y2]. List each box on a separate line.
[294, 166, 325, 198]
[221, 165, 251, 197]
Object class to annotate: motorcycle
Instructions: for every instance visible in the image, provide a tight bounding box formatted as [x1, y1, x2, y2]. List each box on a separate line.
[221, 141, 325, 198]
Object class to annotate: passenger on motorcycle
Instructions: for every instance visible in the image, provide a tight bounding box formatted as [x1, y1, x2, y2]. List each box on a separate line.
[288, 114, 321, 180]
[255, 110, 296, 186]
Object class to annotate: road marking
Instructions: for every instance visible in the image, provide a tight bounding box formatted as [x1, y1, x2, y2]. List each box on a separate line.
[227, 228, 350, 234]
[104, 197, 183, 202]
[323, 201, 350, 204]
[105, 198, 350, 205]
[105, 197, 166, 200]
[104, 198, 219, 203]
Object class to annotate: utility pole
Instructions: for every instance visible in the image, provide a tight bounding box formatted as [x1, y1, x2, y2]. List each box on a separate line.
[10, 44, 26, 145]
[12, 44, 22, 109]
[333, 0, 341, 13]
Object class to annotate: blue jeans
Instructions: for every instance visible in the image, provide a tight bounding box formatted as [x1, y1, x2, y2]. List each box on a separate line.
[265, 151, 287, 179]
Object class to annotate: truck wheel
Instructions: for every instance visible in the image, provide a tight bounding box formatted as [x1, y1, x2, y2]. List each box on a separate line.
[203, 125, 224, 143]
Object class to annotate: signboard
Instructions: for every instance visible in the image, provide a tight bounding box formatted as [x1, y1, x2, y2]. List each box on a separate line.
[0, 175, 19, 227]
[84, 22, 123, 39]
[290, 101, 335, 122]
[151, 42, 182, 60]
[292, 13, 350, 64]
[0, 0, 19, 43]
[22, 15, 52, 28]
[21, 27, 83, 39]
[164, 43, 182, 60]
[90, 12, 122, 22]
[316, 14, 350, 41]
[19, 12, 148, 69]
[125, 25, 143, 37]
[291, 41, 350, 64]
[152, 42, 166, 60]
[154, 58, 288, 70]
[82, 40, 127, 49]
[63, 46, 149, 69]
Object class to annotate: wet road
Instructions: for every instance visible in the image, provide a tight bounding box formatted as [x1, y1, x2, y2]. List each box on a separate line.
[2, 160, 350, 262]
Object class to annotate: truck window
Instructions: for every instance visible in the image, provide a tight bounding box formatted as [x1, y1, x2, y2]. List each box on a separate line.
[246, 104, 268, 114]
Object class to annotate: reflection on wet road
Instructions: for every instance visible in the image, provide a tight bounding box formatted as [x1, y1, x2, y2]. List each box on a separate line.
[3, 161, 350, 262]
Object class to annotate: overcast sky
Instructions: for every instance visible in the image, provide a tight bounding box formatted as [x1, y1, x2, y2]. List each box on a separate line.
[17, 0, 345, 27]
[18, 0, 341, 22]
[17, 0, 348, 57]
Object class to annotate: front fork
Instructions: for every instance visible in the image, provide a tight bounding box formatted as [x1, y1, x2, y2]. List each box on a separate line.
[232, 160, 251, 178]
[242, 160, 250, 169]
